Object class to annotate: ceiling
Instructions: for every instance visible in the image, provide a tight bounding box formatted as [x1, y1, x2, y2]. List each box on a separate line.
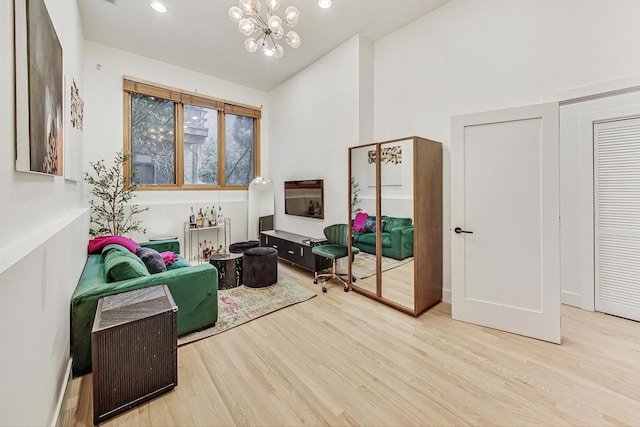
[78, 0, 452, 92]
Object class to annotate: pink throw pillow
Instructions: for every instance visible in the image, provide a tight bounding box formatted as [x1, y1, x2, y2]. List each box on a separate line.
[88, 235, 139, 254]
[160, 251, 179, 266]
[352, 212, 369, 232]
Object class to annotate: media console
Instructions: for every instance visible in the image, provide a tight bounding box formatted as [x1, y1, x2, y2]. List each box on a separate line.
[260, 230, 331, 273]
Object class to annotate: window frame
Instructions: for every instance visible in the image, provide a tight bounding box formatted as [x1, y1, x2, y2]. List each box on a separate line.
[123, 77, 261, 190]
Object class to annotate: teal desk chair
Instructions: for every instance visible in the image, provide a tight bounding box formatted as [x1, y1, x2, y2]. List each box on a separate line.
[312, 224, 360, 293]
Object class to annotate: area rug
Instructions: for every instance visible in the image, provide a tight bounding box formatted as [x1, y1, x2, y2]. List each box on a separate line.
[351, 252, 413, 279]
[178, 279, 316, 346]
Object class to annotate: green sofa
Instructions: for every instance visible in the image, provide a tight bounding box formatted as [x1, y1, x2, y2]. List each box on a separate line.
[351, 215, 413, 260]
[70, 240, 218, 376]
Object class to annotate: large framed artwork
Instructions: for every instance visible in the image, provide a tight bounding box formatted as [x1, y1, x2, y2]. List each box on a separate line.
[15, 0, 64, 176]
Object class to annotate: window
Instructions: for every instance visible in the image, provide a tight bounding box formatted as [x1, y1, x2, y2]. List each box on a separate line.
[123, 78, 261, 189]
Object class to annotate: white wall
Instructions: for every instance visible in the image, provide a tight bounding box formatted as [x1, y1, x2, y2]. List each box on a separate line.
[82, 41, 270, 247]
[0, 0, 87, 425]
[373, 0, 640, 302]
[268, 35, 374, 238]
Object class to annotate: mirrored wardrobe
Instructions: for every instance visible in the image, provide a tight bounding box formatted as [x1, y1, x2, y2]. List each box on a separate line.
[348, 136, 442, 316]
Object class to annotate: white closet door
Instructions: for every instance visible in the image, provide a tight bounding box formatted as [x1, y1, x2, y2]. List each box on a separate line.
[595, 117, 640, 321]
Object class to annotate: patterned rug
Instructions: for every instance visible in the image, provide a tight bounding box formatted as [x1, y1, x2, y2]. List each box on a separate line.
[351, 252, 413, 279]
[178, 278, 316, 346]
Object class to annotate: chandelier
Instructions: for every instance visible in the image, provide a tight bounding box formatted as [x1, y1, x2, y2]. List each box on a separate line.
[228, 0, 301, 59]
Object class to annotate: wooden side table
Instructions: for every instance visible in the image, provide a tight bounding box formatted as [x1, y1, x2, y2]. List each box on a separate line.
[91, 285, 178, 425]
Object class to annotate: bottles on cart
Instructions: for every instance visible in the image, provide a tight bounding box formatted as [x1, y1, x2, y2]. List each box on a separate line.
[185, 211, 231, 263]
[210, 206, 217, 226]
[189, 207, 196, 228]
[196, 208, 204, 228]
[202, 240, 215, 261]
[217, 206, 224, 227]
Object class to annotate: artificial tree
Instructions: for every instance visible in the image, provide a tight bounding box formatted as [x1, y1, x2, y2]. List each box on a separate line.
[351, 176, 363, 217]
[84, 151, 148, 237]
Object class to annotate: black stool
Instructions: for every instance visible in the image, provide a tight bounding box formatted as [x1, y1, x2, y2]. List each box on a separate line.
[228, 241, 259, 283]
[229, 240, 260, 254]
[243, 247, 278, 288]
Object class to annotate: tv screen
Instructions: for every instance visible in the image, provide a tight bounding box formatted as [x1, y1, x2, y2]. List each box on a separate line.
[284, 179, 324, 219]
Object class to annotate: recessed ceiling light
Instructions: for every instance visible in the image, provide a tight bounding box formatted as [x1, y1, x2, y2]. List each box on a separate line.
[318, 0, 332, 8]
[150, 1, 167, 13]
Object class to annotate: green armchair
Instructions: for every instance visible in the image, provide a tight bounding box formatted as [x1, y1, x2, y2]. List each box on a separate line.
[351, 215, 413, 260]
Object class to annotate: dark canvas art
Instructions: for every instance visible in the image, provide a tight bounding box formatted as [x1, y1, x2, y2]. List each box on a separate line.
[26, 0, 63, 175]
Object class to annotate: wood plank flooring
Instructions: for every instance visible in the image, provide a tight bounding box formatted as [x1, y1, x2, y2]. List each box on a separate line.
[60, 261, 640, 426]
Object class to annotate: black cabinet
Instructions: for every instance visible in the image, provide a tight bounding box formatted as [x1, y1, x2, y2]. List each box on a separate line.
[261, 230, 330, 273]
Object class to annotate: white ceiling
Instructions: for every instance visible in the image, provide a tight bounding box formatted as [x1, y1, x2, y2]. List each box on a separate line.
[78, 0, 452, 92]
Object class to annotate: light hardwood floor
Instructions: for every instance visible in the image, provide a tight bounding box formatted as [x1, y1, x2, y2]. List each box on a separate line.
[61, 261, 640, 426]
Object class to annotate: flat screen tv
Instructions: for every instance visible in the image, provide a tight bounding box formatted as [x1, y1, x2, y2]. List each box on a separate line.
[284, 179, 324, 219]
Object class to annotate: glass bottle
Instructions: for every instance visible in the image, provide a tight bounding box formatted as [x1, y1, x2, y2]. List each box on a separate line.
[217, 206, 224, 227]
[189, 207, 196, 228]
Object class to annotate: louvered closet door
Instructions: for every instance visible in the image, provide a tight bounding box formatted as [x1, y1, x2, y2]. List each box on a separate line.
[595, 117, 640, 321]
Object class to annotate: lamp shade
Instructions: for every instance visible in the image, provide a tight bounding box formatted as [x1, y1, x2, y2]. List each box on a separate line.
[239, 0, 261, 15]
[239, 18, 256, 35]
[245, 38, 258, 52]
[285, 31, 301, 48]
[266, 0, 281, 11]
[229, 6, 243, 22]
[284, 6, 299, 27]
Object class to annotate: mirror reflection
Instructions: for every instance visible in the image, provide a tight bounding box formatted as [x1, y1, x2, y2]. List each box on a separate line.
[379, 139, 415, 309]
[247, 177, 274, 241]
[349, 144, 377, 296]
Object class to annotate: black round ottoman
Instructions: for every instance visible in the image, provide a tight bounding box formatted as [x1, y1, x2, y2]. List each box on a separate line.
[243, 247, 278, 288]
[229, 240, 260, 254]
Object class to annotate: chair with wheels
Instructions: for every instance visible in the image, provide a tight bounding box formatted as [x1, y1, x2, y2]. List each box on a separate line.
[311, 224, 360, 293]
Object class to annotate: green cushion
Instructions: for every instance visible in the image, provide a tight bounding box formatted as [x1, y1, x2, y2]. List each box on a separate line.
[312, 244, 348, 260]
[104, 251, 150, 282]
[382, 216, 412, 231]
[101, 243, 131, 257]
[357, 233, 377, 246]
[166, 255, 192, 270]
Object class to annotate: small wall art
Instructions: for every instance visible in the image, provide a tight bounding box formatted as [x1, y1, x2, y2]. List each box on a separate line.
[367, 145, 403, 187]
[70, 78, 84, 130]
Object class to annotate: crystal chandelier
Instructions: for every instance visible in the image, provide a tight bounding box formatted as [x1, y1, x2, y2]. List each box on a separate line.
[229, 0, 301, 59]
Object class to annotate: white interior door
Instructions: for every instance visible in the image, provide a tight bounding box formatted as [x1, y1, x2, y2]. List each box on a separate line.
[451, 103, 561, 344]
[594, 117, 640, 321]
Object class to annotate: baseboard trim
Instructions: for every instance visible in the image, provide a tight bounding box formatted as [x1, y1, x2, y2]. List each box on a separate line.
[442, 288, 451, 304]
[561, 290, 581, 308]
[442, 289, 577, 307]
[51, 358, 72, 427]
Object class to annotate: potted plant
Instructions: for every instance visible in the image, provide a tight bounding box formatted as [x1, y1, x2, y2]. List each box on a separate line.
[84, 151, 148, 237]
[351, 177, 363, 217]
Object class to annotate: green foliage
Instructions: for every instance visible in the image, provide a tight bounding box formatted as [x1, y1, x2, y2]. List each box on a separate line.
[197, 136, 218, 184]
[84, 151, 149, 237]
[130, 93, 175, 184]
[225, 114, 254, 185]
[351, 177, 363, 216]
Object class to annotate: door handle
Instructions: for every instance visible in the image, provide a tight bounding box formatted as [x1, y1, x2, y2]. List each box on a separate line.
[454, 227, 473, 234]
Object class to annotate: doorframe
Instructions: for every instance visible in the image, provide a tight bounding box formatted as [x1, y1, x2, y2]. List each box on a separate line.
[578, 107, 640, 311]
[544, 74, 640, 312]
